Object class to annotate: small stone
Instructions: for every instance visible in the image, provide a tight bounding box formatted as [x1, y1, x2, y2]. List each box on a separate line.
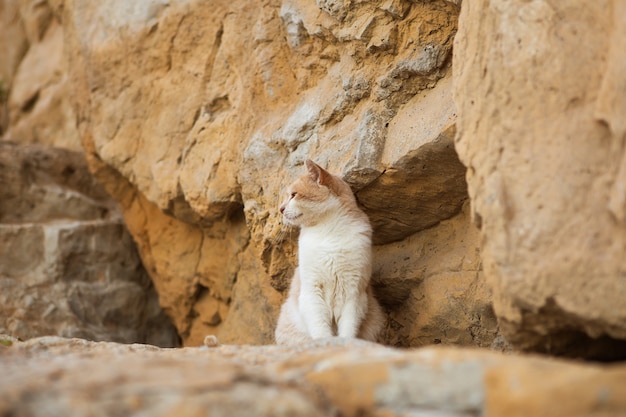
[203, 335, 220, 347]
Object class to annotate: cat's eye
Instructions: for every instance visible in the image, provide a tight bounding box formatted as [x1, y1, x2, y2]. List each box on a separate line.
[290, 192, 297, 199]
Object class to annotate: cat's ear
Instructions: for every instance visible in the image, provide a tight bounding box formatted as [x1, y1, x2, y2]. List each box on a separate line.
[305, 159, 331, 186]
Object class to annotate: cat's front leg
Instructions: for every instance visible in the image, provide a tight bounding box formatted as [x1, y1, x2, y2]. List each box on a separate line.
[337, 292, 367, 339]
[299, 291, 333, 339]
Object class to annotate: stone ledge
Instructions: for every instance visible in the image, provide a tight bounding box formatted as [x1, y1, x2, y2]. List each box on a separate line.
[1, 336, 625, 417]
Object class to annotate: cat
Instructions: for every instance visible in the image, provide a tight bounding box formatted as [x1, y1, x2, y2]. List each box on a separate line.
[274, 159, 384, 344]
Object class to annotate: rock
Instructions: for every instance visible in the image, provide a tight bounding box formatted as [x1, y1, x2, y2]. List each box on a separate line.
[453, 0, 626, 358]
[52, 0, 474, 347]
[1, 336, 625, 417]
[1, 0, 624, 362]
[80, 146, 261, 346]
[0, 0, 26, 136]
[0, 141, 112, 223]
[357, 75, 467, 244]
[374, 201, 500, 349]
[2, 1, 80, 151]
[0, 142, 179, 347]
[0, 0, 28, 86]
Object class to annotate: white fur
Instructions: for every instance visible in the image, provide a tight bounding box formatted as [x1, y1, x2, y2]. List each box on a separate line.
[283, 194, 372, 339]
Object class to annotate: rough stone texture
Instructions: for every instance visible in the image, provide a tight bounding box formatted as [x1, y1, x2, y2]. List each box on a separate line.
[53, 0, 474, 347]
[0, 0, 80, 149]
[6, 0, 624, 361]
[453, 0, 626, 358]
[1, 335, 626, 417]
[375, 201, 499, 349]
[0, 142, 179, 347]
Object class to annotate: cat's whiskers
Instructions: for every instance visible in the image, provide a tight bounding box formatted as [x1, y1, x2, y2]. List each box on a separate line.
[271, 220, 292, 245]
[275, 227, 287, 244]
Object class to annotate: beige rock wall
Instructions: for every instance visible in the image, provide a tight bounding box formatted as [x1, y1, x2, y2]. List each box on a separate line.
[53, 0, 486, 347]
[8, 0, 626, 360]
[454, 0, 626, 358]
[5, 0, 626, 360]
[0, 0, 79, 149]
[376, 201, 498, 349]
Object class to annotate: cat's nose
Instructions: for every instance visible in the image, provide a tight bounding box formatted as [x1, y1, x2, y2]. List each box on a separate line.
[279, 204, 285, 214]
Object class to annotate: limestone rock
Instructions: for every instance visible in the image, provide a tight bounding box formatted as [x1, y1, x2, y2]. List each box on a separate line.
[0, 142, 178, 347]
[357, 76, 467, 244]
[0, 0, 26, 136]
[55, 0, 472, 347]
[0, 0, 28, 86]
[1, 0, 80, 150]
[453, 0, 626, 358]
[3, 0, 625, 361]
[1, 336, 625, 417]
[375, 201, 499, 349]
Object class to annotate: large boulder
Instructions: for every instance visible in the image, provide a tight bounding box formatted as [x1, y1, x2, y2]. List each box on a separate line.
[453, 0, 626, 358]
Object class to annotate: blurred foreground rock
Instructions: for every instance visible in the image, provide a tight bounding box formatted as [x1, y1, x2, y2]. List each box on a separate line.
[1, 335, 625, 417]
[0, 142, 178, 346]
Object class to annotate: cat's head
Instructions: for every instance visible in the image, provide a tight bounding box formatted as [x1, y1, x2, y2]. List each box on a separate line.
[279, 159, 355, 227]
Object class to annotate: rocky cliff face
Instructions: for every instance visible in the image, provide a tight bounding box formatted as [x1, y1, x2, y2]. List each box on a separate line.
[0, 0, 79, 149]
[2, 0, 625, 362]
[454, 0, 626, 359]
[4, 1, 626, 415]
[55, 0, 484, 347]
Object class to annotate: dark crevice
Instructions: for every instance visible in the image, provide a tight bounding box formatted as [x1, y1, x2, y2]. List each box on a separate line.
[21, 91, 40, 113]
[502, 298, 626, 362]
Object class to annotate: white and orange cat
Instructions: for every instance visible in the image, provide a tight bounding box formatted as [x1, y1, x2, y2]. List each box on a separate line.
[275, 159, 384, 344]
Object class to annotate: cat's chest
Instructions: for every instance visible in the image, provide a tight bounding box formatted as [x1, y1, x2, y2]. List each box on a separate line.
[300, 235, 353, 256]
[298, 225, 369, 266]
